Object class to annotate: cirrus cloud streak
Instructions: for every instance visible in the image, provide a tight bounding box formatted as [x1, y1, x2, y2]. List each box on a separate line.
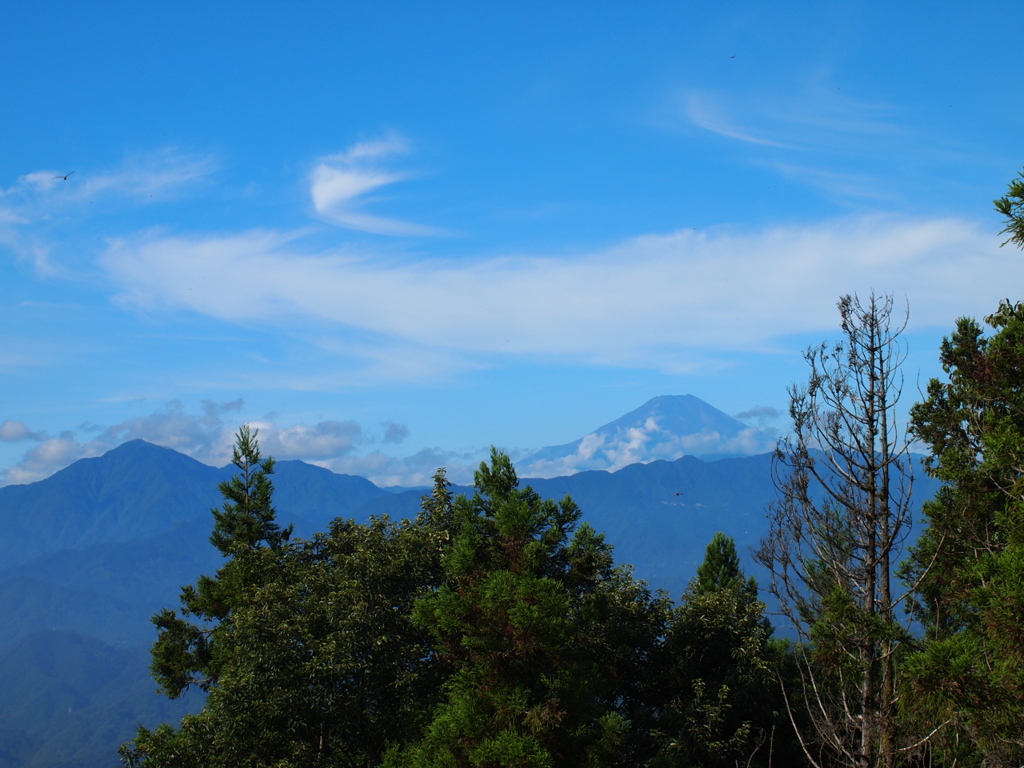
[101, 214, 1007, 369]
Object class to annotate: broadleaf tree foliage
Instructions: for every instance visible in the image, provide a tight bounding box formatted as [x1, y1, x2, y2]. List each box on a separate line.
[756, 293, 916, 768]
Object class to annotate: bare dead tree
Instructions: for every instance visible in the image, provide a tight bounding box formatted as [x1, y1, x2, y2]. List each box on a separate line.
[756, 293, 915, 768]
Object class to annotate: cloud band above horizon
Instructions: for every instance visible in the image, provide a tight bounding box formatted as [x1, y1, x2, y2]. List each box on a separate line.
[100, 214, 1006, 369]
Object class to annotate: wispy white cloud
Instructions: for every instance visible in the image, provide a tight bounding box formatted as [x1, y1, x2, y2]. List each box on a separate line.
[71, 149, 217, 201]
[319, 446, 485, 488]
[0, 209, 28, 225]
[0, 148, 218, 275]
[308, 134, 445, 236]
[673, 73, 949, 203]
[107, 398, 244, 459]
[1, 148, 216, 207]
[758, 161, 900, 202]
[382, 421, 409, 444]
[686, 93, 796, 148]
[4, 433, 97, 486]
[682, 75, 903, 152]
[733, 405, 782, 430]
[1, 400, 243, 485]
[341, 134, 411, 161]
[100, 214, 1008, 371]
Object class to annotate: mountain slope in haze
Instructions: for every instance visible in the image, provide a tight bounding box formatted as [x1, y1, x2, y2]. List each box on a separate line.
[519, 395, 777, 477]
[0, 631, 203, 768]
[0, 440, 389, 570]
[0, 443, 396, 650]
[0, 517, 223, 647]
[0, 441, 224, 569]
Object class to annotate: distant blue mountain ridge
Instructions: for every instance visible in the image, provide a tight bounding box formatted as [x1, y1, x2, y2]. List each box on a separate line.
[0, 439, 389, 570]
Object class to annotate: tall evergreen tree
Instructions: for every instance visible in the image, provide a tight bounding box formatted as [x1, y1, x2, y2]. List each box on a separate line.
[651, 532, 787, 768]
[147, 424, 291, 699]
[386, 448, 668, 768]
[694, 531, 758, 597]
[902, 299, 1024, 767]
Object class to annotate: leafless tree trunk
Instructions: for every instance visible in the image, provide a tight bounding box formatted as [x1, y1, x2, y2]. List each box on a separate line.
[756, 293, 914, 768]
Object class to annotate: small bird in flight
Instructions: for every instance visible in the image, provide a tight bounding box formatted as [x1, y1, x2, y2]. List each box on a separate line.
[56, 171, 75, 181]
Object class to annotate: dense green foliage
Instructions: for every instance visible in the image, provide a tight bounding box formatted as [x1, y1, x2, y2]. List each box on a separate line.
[121, 434, 450, 767]
[385, 448, 668, 767]
[123, 433, 794, 767]
[902, 300, 1024, 767]
[891, 171, 1024, 767]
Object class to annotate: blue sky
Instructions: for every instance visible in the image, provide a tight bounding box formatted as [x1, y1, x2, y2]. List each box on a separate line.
[2, 1, 1023, 486]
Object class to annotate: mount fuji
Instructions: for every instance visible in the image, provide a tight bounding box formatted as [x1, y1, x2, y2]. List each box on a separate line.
[519, 395, 778, 478]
